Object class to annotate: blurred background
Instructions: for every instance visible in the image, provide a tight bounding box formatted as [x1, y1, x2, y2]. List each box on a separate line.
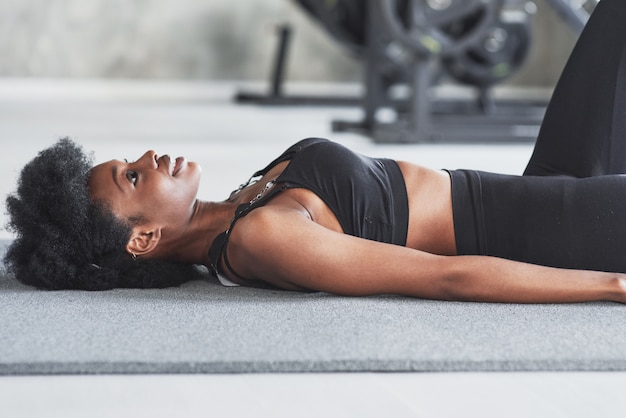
[0, 0, 576, 84]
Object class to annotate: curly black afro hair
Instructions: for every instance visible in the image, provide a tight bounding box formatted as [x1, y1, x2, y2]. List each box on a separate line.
[4, 138, 201, 290]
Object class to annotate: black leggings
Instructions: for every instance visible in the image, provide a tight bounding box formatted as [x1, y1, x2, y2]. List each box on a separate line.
[450, 0, 626, 272]
[524, 0, 626, 177]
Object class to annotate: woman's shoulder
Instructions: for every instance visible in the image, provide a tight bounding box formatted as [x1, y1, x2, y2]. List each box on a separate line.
[224, 204, 316, 290]
[230, 199, 311, 247]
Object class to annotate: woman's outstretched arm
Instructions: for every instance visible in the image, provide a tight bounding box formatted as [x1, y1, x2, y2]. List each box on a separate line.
[228, 208, 626, 304]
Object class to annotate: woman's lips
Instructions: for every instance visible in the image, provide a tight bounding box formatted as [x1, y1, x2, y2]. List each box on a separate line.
[157, 154, 186, 176]
[172, 156, 186, 176]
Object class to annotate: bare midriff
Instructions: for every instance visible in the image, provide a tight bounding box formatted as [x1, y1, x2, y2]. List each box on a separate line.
[396, 161, 457, 255]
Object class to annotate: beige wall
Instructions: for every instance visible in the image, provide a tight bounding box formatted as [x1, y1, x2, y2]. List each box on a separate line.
[0, 0, 578, 87]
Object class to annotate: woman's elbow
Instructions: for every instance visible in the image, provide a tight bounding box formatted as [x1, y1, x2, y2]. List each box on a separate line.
[427, 256, 472, 301]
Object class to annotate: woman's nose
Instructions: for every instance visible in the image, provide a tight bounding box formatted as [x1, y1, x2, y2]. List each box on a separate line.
[137, 150, 158, 168]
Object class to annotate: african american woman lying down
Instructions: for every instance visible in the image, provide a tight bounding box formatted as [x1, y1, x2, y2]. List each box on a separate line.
[5, 0, 626, 304]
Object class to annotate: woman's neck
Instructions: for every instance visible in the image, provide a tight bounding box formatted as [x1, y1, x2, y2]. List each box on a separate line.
[152, 176, 279, 266]
[152, 199, 237, 267]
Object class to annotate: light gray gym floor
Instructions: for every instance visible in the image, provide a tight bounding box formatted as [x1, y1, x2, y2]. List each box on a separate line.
[1, 78, 625, 417]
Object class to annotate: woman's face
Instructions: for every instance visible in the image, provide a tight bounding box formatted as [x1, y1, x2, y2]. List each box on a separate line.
[88, 150, 201, 229]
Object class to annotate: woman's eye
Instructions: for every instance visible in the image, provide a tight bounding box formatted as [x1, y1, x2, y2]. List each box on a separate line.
[126, 170, 138, 185]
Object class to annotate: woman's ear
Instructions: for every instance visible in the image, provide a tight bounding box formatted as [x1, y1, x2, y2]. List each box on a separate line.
[126, 226, 162, 257]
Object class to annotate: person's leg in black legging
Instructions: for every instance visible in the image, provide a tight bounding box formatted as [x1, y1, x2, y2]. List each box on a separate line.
[524, 0, 626, 178]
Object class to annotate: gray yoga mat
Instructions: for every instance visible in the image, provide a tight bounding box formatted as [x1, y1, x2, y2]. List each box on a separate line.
[1, 240, 625, 375]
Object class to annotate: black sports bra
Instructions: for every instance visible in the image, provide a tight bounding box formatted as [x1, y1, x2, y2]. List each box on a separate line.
[209, 138, 409, 287]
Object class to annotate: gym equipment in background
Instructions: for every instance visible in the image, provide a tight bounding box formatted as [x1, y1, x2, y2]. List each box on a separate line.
[332, 0, 537, 143]
[235, 0, 600, 143]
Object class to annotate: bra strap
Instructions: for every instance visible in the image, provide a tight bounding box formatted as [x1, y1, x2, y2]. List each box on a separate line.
[208, 231, 228, 278]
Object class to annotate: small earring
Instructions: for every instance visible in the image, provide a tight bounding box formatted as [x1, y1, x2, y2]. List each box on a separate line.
[128, 241, 137, 260]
